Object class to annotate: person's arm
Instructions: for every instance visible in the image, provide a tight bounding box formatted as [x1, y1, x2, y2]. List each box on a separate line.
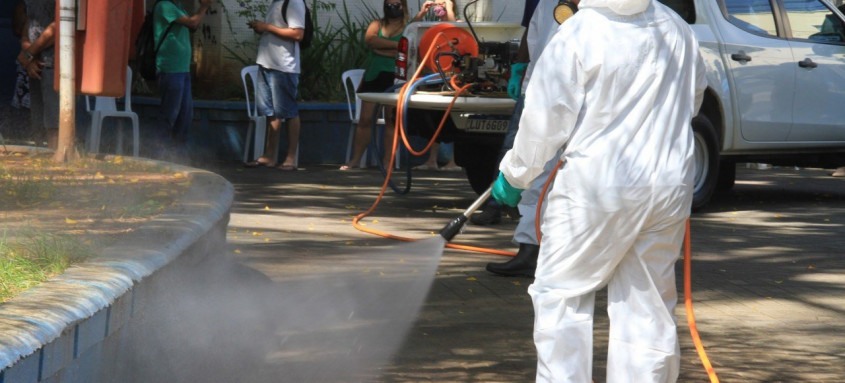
[17, 19, 31, 66]
[444, 0, 457, 22]
[515, 29, 529, 64]
[413, 1, 435, 21]
[18, 21, 55, 79]
[248, 0, 305, 42]
[248, 20, 304, 42]
[364, 20, 398, 54]
[173, 0, 212, 30]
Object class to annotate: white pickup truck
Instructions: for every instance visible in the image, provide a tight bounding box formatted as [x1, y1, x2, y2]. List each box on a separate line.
[359, 0, 845, 209]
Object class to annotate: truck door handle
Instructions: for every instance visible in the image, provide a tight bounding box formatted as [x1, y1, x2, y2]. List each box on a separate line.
[798, 58, 818, 68]
[731, 51, 752, 62]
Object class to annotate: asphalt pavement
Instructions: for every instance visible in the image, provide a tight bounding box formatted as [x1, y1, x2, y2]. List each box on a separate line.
[205, 160, 845, 383]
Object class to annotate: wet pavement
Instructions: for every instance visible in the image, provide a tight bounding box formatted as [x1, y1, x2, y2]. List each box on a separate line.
[207, 160, 845, 382]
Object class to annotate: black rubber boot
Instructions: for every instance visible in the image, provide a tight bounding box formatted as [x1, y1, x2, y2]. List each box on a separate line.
[486, 243, 539, 277]
[470, 201, 502, 225]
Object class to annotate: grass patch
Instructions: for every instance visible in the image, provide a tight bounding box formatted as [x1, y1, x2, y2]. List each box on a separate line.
[0, 231, 96, 302]
[0, 151, 192, 303]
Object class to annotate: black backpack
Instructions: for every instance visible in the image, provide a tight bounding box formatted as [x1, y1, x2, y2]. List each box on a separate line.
[282, 0, 314, 50]
[135, 0, 174, 81]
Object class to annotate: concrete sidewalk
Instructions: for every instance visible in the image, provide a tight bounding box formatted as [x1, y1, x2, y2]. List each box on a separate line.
[209, 161, 845, 382]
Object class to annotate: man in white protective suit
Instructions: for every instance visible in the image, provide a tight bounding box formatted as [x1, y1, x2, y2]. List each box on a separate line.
[491, 0, 707, 381]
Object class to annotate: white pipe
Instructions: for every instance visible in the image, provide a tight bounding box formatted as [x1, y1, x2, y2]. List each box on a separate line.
[57, 0, 76, 156]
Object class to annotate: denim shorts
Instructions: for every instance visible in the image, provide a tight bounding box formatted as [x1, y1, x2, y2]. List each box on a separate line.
[256, 66, 299, 119]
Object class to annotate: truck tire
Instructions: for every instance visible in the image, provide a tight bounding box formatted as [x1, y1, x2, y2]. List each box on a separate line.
[716, 159, 736, 192]
[692, 115, 720, 210]
[455, 142, 499, 195]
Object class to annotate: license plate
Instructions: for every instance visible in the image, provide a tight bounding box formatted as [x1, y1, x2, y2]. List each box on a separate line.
[464, 116, 510, 133]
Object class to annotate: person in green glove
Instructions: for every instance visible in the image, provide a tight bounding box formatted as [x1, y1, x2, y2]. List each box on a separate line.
[480, 0, 577, 278]
[508, 62, 528, 100]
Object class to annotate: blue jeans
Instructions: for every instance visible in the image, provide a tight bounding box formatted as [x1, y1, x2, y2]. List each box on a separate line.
[256, 66, 299, 119]
[158, 72, 193, 145]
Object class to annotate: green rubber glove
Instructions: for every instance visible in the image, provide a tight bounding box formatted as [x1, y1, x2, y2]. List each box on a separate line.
[507, 62, 528, 100]
[492, 172, 523, 207]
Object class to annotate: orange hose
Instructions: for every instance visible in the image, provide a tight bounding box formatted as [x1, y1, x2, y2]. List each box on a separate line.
[534, 159, 563, 242]
[684, 219, 720, 382]
[352, 31, 516, 257]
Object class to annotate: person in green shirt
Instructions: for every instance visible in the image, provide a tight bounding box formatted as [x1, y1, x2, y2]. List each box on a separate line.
[340, 0, 410, 171]
[152, 0, 211, 160]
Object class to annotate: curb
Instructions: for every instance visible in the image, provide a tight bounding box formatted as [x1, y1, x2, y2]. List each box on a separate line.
[0, 148, 234, 375]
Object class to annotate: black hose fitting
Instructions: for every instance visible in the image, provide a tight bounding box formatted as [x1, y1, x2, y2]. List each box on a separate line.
[439, 215, 469, 241]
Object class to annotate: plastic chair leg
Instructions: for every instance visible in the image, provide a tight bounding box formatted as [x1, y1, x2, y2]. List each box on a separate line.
[254, 116, 267, 160]
[345, 123, 356, 164]
[88, 112, 102, 153]
[131, 115, 140, 157]
[243, 122, 254, 163]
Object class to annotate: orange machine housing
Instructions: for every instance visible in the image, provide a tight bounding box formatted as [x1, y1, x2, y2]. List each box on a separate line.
[54, 0, 145, 97]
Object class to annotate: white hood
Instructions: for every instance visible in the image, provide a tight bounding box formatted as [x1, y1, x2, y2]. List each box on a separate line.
[578, 0, 651, 15]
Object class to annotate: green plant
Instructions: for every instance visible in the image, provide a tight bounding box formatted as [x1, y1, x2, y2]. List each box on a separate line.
[219, 0, 377, 101]
[218, 0, 270, 67]
[299, 0, 375, 101]
[0, 231, 94, 302]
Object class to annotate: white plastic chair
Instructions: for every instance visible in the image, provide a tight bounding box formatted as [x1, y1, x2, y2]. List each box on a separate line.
[86, 66, 139, 157]
[241, 65, 267, 163]
[342, 69, 397, 168]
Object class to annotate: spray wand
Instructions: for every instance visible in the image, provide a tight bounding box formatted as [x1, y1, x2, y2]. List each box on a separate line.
[439, 186, 492, 241]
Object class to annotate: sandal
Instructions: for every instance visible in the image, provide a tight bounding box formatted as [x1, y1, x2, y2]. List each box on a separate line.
[413, 164, 438, 171]
[244, 158, 275, 168]
[276, 164, 297, 171]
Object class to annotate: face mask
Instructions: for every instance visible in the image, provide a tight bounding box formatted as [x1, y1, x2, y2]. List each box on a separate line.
[433, 4, 447, 18]
[385, 3, 404, 19]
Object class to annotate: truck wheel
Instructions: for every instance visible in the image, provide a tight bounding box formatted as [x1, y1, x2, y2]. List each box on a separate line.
[716, 159, 736, 192]
[465, 162, 497, 195]
[692, 115, 719, 210]
[455, 142, 500, 195]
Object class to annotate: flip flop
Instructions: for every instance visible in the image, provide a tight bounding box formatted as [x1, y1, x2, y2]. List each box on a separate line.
[413, 164, 438, 171]
[244, 160, 274, 168]
[276, 164, 297, 171]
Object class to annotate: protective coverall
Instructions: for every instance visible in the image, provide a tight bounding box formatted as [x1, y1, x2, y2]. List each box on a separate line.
[497, 0, 707, 381]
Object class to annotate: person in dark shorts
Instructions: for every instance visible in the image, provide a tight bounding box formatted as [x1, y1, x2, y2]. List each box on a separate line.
[340, 0, 410, 170]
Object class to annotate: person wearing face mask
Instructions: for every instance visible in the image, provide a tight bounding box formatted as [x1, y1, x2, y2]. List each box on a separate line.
[417, 0, 458, 22]
[340, 0, 410, 170]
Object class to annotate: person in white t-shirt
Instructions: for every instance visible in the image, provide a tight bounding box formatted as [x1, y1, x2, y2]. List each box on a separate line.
[246, 0, 306, 171]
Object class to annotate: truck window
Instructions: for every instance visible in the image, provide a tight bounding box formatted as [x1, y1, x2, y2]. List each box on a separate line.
[783, 0, 845, 43]
[658, 0, 696, 23]
[723, 0, 778, 36]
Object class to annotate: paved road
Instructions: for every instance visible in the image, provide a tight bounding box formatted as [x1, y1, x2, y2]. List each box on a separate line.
[208, 161, 845, 382]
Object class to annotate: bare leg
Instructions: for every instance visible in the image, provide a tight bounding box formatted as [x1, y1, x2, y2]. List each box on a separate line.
[416, 142, 440, 169]
[258, 116, 282, 166]
[282, 116, 300, 167]
[343, 101, 379, 169]
[382, 112, 396, 167]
